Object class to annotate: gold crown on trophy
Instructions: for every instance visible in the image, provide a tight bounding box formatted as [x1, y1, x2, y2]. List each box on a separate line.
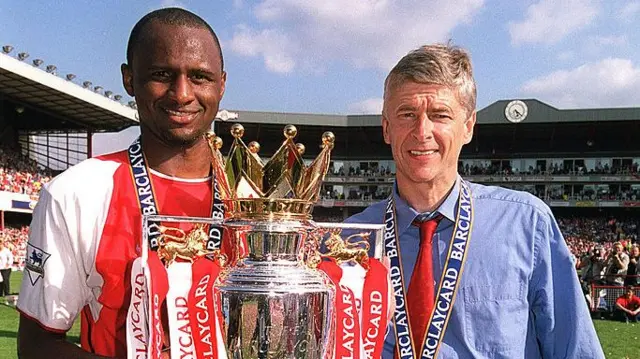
[206, 124, 335, 220]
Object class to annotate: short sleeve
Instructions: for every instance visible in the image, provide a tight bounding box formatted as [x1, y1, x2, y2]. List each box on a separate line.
[17, 187, 91, 332]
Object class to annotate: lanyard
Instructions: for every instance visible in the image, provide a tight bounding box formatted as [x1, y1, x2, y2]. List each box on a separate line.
[384, 180, 473, 358]
[127, 136, 224, 251]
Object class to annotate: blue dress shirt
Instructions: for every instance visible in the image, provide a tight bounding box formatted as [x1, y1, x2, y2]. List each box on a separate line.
[346, 178, 605, 359]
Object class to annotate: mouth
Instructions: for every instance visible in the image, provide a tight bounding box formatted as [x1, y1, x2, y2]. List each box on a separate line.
[161, 107, 200, 124]
[409, 150, 439, 156]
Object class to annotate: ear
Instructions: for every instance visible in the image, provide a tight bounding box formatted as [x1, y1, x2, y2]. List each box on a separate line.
[462, 110, 476, 145]
[382, 113, 391, 145]
[219, 71, 227, 98]
[121, 63, 134, 97]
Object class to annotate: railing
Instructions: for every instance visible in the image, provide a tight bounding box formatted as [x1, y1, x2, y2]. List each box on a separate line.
[586, 275, 640, 312]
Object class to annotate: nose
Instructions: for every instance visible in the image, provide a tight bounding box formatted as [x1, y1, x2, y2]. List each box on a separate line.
[169, 74, 195, 105]
[413, 112, 434, 141]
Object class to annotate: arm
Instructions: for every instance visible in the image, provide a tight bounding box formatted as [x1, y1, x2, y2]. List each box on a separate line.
[18, 315, 111, 359]
[16, 188, 101, 358]
[614, 301, 631, 314]
[612, 254, 628, 269]
[528, 210, 605, 359]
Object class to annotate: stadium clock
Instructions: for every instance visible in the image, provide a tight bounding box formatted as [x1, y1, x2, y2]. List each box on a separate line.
[504, 100, 528, 123]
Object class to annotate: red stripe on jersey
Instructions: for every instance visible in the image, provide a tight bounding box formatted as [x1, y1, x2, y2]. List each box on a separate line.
[83, 151, 213, 357]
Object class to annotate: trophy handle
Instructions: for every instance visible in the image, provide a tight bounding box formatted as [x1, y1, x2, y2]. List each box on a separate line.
[309, 228, 372, 270]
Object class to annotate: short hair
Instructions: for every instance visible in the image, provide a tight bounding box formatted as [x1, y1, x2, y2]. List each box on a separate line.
[126, 7, 224, 70]
[384, 43, 476, 116]
[626, 285, 635, 292]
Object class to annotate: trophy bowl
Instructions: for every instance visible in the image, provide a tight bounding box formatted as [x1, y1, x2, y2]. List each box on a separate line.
[216, 218, 334, 359]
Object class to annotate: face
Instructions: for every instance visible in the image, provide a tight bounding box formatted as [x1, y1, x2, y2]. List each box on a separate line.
[615, 244, 623, 253]
[122, 23, 226, 147]
[382, 81, 475, 188]
[632, 247, 639, 257]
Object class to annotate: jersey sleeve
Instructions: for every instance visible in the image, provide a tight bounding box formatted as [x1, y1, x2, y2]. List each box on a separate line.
[17, 186, 92, 332]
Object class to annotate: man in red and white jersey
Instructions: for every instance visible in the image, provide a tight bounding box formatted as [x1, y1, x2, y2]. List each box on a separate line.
[17, 7, 226, 358]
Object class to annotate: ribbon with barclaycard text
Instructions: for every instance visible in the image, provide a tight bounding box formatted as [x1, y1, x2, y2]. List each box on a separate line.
[384, 179, 473, 359]
[318, 259, 361, 359]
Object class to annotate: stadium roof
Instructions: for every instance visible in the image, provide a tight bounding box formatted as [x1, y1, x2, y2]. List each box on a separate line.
[0, 52, 137, 132]
[228, 99, 640, 127]
[478, 99, 640, 124]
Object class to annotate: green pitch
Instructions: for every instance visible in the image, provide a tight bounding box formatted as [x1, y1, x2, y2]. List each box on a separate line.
[0, 272, 638, 359]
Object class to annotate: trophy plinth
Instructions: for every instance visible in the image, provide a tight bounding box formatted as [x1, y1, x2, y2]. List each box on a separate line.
[216, 219, 333, 359]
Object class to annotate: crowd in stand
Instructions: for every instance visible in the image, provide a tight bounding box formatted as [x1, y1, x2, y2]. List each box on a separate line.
[0, 226, 29, 270]
[0, 147, 52, 197]
[459, 161, 640, 177]
[327, 161, 640, 178]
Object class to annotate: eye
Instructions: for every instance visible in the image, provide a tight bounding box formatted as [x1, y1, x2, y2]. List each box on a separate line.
[399, 112, 416, 119]
[432, 113, 452, 121]
[151, 70, 172, 80]
[191, 72, 213, 83]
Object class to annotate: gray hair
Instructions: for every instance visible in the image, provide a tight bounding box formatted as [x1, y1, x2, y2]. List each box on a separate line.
[384, 43, 477, 116]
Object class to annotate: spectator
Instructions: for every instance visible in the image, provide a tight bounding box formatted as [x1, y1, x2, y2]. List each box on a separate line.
[605, 242, 630, 286]
[0, 239, 14, 297]
[614, 286, 640, 323]
[580, 246, 607, 284]
[626, 245, 640, 286]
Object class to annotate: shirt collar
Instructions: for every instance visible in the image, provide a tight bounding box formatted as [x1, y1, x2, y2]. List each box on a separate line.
[392, 176, 461, 234]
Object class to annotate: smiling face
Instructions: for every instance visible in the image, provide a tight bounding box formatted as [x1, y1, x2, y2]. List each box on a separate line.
[382, 81, 475, 190]
[121, 22, 226, 147]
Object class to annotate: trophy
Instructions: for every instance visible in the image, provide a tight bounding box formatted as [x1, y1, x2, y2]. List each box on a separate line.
[130, 124, 390, 359]
[210, 124, 388, 359]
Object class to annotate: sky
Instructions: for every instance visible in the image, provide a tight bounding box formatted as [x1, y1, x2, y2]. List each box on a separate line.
[1, 0, 639, 155]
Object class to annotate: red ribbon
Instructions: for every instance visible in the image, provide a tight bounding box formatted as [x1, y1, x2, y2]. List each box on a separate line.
[188, 256, 223, 359]
[146, 253, 169, 359]
[360, 258, 389, 359]
[318, 259, 361, 359]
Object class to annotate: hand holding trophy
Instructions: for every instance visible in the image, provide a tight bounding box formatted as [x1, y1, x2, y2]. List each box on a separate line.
[129, 124, 391, 358]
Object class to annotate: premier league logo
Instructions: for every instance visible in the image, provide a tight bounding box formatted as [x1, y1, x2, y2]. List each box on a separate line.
[25, 243, 51, 285]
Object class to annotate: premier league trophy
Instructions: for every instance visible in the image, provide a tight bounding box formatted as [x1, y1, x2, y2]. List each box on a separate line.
[131, 124, 390, 359]
[212, 124, 336, 359]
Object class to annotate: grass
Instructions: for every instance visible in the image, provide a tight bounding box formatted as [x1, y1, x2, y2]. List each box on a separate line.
[1, 271, 79, 359]
[0, 272, 638, 359]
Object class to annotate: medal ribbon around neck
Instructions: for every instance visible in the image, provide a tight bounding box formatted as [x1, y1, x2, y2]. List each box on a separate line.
[127, 136, 225, 251]
[384, 179, 473, 359]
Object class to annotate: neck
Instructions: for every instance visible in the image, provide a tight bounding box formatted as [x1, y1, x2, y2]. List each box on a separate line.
[396, 173, 457, 213]
[140, 132, 212, 179]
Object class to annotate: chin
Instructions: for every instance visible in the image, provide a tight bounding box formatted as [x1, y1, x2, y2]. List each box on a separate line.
[163, 129, 205, 147]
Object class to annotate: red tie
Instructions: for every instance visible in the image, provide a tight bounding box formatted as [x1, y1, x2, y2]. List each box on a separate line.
[407, 215, 442, 352]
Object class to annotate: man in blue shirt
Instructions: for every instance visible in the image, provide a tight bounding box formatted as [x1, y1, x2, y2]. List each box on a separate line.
[347, 44, 604, 358]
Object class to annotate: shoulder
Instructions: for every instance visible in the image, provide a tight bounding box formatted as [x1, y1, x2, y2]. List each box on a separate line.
[345, 200, 388, 224]
[43, 150, 128, 204]
[468, 181, 553, 218]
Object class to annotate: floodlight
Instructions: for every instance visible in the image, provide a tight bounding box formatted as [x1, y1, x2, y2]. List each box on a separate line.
[65, 74, 76, 81]
[17, 52, 29, 61]
[45, 65, 57, 74]
[114, 95, 122, 101]
[104, 90, 113, 98]
[94, 86, 103, 93]
[32, 59, 43, 67]
[2, 45, 13, 54]
[15, 106, 25, 114]
[82, 81, 92, 88]
[128, 101, 137, 109]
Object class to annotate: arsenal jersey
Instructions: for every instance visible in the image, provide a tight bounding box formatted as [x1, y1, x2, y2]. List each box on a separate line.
[17, 150, 213, 357]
